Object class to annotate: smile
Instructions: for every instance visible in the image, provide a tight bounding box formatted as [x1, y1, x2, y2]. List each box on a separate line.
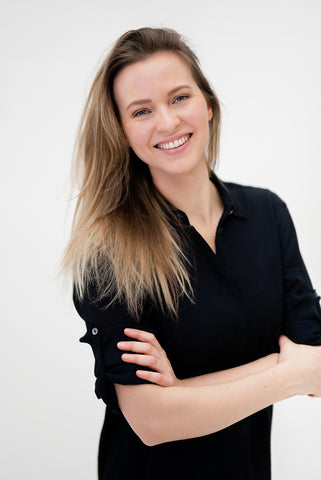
[155, 134, 192, 150]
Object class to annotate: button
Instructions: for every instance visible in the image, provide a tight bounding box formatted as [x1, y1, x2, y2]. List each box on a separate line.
[217, 226, 223, 234]
[92, 328, 98, 335]
[229, 209, 234, 215]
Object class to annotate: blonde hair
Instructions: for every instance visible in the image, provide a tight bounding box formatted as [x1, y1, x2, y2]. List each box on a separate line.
[62, 27, 221, 319]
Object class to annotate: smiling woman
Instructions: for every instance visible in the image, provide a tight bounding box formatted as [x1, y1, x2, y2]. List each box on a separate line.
[113, 52, 213, 186]
[62, 27, 321, 480]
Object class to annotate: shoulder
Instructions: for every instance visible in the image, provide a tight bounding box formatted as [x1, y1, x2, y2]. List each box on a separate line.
[219, 180, 299, 246]
[224, 180, 283, 203]
[221, 180, 287, 215]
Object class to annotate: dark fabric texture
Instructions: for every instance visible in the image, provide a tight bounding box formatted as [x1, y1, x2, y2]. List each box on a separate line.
[74, 176, 321, 480]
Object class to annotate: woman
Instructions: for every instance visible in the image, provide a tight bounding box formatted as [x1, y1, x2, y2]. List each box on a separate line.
[63, 27, 321, 479]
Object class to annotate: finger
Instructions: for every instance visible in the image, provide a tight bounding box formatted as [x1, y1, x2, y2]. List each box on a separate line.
[278, 335, 290, 348]
[117, 340, 160, 357]
[124, 328, 160, 347]
[136, 370, 172, 387]
[121, 353, 159, 370]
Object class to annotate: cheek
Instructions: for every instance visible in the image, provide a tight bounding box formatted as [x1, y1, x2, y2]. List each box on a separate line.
[124, 124, 150, 153]
[187, 100, 210, 127]
[124, 125, 145, 156]
[122, 124, 137, 150]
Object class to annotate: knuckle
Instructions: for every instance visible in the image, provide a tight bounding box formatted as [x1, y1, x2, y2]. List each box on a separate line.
[155, 373, 163, 383]
[154, 373, 164, 385]
[160, 350, 167, 360]
[150, 356, 158, 368]
[145, 344, 153, 355]
[147, 332, 155, 343]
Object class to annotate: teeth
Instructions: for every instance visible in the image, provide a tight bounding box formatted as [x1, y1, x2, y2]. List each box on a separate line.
[157, 135, 190, 150]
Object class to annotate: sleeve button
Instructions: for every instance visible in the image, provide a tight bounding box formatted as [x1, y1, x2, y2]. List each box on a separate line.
[92, 328, 98, 335]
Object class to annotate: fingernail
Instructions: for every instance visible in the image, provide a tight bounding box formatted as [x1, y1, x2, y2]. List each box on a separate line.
[117, 342, 126, 348]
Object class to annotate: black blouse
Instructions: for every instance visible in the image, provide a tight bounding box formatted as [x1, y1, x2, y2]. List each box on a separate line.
[74, 177, 321, 480]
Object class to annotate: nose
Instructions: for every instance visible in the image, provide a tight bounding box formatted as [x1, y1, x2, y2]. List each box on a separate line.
[155, 106, 180, 134]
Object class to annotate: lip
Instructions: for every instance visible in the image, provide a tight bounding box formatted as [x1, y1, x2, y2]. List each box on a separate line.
[154, 133, 193, 155]
[154, 133, 193, 154]
[154, 132, 192, 147]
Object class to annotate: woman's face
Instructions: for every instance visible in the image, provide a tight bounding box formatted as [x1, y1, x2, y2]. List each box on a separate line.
[113, 52, 212, 183]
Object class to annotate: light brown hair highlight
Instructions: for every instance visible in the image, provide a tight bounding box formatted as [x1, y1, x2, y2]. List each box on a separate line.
[62, 27, 221, 319]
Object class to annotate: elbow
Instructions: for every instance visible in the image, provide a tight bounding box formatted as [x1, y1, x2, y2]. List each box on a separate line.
[126, 416, 167, 447]
[139, 433, 161, 447]
[115, 383, 173, 446]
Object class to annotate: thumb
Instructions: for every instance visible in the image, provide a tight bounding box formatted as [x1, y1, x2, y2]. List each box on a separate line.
[279, 335, 290, 349]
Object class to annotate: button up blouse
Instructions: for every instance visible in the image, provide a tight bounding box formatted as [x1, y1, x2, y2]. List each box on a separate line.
[74, 175, 321, 480]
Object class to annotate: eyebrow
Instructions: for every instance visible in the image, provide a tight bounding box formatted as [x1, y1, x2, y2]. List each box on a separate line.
[126, 84, 192, 111]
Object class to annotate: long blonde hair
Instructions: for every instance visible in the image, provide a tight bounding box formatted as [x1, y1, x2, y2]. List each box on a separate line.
[63, 27, 221, 319]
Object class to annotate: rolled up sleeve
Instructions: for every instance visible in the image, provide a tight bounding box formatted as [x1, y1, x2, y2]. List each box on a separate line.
[272, 195, 321, 345]
[74, 289, 158, 413]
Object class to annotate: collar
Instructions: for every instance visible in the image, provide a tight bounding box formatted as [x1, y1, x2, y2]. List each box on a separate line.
[212, 174, 248, 220]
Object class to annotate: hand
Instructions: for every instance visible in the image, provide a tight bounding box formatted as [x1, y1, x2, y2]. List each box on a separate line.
[278, 335, 321, 397]
[117, 328, 182, 387]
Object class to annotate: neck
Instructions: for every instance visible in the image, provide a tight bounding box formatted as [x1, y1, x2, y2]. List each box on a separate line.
[151, 164, 223, 226]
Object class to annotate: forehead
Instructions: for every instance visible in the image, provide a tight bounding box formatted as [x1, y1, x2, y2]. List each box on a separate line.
[113, 52, 197, 108]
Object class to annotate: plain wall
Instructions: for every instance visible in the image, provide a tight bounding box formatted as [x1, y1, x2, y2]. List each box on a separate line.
[1, 0, 320, 478]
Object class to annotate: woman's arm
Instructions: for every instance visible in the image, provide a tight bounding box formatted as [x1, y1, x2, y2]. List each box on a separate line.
[117, 328, 279, 387]
[116, 335, 321, 446]
[183, 354, 279, 386]
[116, 365, 288, 447]
[273, 195, 321, 346]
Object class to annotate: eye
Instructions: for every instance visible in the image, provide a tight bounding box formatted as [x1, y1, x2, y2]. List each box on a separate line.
[133, 109, 150, 117]
[173, 95, 188, 103]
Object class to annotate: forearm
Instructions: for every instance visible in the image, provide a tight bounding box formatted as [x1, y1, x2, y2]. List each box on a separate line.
[181, 354, 279, 387]
[118, 329, 280, 388]
[115, 360, 294, 446]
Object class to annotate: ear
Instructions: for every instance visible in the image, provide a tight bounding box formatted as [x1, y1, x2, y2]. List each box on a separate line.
[207, 105, 213, 122]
